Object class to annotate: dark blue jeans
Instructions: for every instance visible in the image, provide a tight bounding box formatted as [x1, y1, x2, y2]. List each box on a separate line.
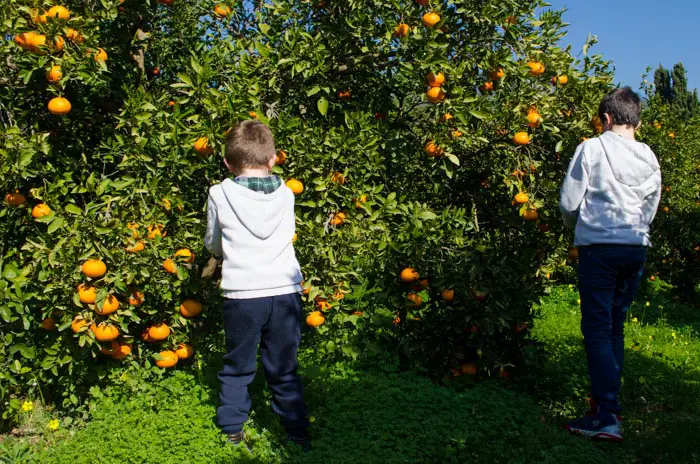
[217, 293, 308, 435]
[578, 245, 646, 415]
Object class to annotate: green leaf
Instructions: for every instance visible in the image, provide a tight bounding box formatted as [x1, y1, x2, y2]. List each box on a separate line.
[47, 217, 65, 234]
[259, 23, 271, 35]
[65, 204, 82, 215]
[306, 86, 321, 97]
[317, 98, 329, 116]
[445, 154, 460, 165]
[469, 110, 487, 120]
[190, 56, 204, 75]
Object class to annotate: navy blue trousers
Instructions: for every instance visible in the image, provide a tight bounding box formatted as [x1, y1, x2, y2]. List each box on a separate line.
[578, 245, 646, 415]
[216, 293, 309, 435]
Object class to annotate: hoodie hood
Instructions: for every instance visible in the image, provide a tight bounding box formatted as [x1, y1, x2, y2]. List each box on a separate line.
[599, 131, 660, 187]
[219, 178, 289, 240]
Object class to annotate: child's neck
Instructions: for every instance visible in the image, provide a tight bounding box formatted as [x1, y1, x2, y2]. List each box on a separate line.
[234, 168, 271, 178]
[608, 124, 636, 141]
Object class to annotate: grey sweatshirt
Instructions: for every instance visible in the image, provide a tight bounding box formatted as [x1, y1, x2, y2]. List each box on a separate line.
[559, 131, 662, 247]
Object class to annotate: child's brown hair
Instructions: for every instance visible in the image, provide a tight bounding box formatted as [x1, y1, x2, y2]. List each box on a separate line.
[225, 120, 276, 170]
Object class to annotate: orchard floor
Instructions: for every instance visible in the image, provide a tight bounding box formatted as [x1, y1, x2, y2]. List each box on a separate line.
[3, 283, 699, 464]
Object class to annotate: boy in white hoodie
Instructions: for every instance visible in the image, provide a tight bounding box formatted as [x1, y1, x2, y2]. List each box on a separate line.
[560, 87, 661, 442]
[204, 120, 309, 450]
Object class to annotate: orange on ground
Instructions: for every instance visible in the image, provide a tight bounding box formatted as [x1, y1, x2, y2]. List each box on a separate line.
[148, 323, 171, 341]
[163, 258, 177, 274]
[48, 97, 71, 115]
[175, 343, 194, 359]
[91, 323, 119, 342]
[306, 311, 325, 327]
[180, 299, 203, 318]
[81, 259, 107, 278]
[156, 351, 178, 368]
[286, 179, 304, 195]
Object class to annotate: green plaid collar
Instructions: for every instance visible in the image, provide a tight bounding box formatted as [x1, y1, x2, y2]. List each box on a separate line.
[233, 175, 282, 194]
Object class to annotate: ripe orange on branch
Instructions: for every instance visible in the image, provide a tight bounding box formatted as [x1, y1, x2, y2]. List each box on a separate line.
[426, 72, 445, 87]
[5, 192, 26, 206]
[306, 311, 325, 327]
[512, 132, 530, 145]
[213, 4, 232, 17]
[180, 299, 203, 318]
[155, 351, 178, 368]
[400, 267, 419, 283]
[81, 259, 107, 278]
[426, 87, 446, 103]
[194, 136, 213, 155]
[77, 284, 97, 304]
[46, 65, 62, 83]
[175, 248, 195, 263]
[422, 12, 441, 28]
[175, 343, 194, 359]
[424, 141, 444, 157]
[46, 6, 70, 20]
[148, 323, 171, 341]
[48, 97, 71, 115]
[527, 61, 545, 77]
[91, 323, 119, 342]
[94, 295, 120, 315]
[163, 259, 177, 274]
[394, 23, 410, 37]
[286, 178, 304, 194]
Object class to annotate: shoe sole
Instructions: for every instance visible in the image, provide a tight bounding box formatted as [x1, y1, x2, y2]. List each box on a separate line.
[567, 425, 623, 442]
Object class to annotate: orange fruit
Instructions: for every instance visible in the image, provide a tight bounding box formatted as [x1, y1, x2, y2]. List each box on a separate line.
[480, 81, 494, 92]
[527, 61, 545, 77]
[354, 194, 368, 209]
[16, 32, 47, 53]
[568, 247, 579, 261]
[505, 15, 517, 25]
[168, 100, 175, 107]
[213, 4, 231, 17]
[156, 350, 178, 368]
[512, 132, 530, 145]
[514, 192, 529, 205]
[147, 224, 165, 239]
[400, 267, 419, 282]
[337, 90, 351, 99]
[460, 363, 477, 376]
[406, 293, 422, 308]
[551, 75, 568, 85]
[91, 323, 119, 342]
[175, 343, 194, 359]
[180, 299, 203, 318]
[71, 317, 87, 333]
[48, 97, 71, 115]
[65, 28, 84, 43]
[286, 179, 304, 195]
[52, 36, 65, 53]
[440, 113, 453, 123]
[249, 111, 258, 118]
[441, 289, 455, 302]
[163, 258, 177, 274]
[422, 12, 441, 27]
[527, 111, 542, 128]
[125, 241, 145, 253]
[81, 259, 107, 278]
[148, 323, 171, 341]
[591, 116, 603, 133]
[522, 208, 538, 222]
[306, 311, 325, 328]
[128, 291, 144, 306]
[426, 87, 446, 103]
[329, 212, 346, 226]
[94, 48, 108, 62]
[194, 136, 213, 155]
[275, 150, 287, 165]
[112, 343, 131, 360]
[100, 341, 120, 355]
[77, 284, 97, 304]
[426, 72, 445, 87]
[5, 192, 26, 206]
[41, 317, 57, 330]
[315, 297, 331, 312]
[46, 65, 62, 83]
[47, 6, 70, 20]
[331, 172, 346, 185]
[302, 281, 312, 295]
[424, 141, 444, 157]
[489, 67, 505, 81]
[394, 23, 410, 37]
[175, 248, 195, 263]
[94, 295, 120, 315]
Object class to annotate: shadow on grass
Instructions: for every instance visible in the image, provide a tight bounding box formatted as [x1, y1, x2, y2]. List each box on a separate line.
[530, 333, 700, 464]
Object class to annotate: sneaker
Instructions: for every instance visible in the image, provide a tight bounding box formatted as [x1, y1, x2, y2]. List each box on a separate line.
[226, 431, 248, 448]
[286, 431, 312, 452]
[587, 397, 622, 423]
[566, 414, 623, 442]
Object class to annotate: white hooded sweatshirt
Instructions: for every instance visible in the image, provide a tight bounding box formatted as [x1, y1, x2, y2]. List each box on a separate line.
[560, 131, 662, 247]
[204, 178, 302, 299]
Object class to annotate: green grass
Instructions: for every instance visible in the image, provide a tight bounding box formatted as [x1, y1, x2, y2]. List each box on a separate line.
[2, 284, 699, 463]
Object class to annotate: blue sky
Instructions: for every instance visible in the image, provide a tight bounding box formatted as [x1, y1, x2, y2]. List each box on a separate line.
[542, 0, 699, 93]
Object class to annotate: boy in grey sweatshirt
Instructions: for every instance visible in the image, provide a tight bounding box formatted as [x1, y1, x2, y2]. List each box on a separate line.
[560, 87, 661, 442]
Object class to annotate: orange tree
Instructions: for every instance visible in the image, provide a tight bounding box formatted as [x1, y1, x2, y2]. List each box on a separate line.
[638, 80, 700, 304]
[1, 0, 615, 421]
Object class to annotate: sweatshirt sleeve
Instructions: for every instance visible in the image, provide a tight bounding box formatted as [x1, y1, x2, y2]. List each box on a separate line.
[559, 143, 589, 229]
[204, 193, 223, 257]
[644, 168, 662, 224]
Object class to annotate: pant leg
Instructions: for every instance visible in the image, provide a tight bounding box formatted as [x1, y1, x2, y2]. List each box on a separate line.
[217, 297, 270, 434]
[578, 246, 620, 416]
[610, 247, 647, 412]
[259, 292, 309, 434]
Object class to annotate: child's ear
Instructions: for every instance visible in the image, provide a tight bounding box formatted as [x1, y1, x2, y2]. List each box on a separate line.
[223, 158, 235, 173]
[267, 154, 276, 170]
[603, 113, 613, 127]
